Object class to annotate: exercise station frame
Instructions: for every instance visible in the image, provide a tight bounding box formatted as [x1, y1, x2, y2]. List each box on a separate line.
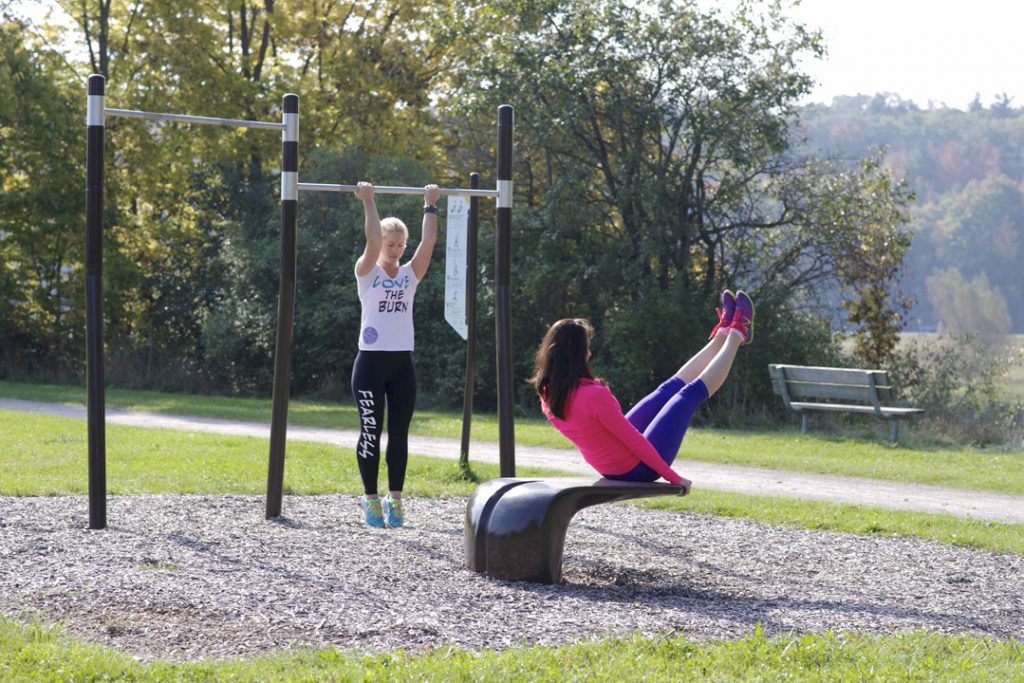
[84, 75, 517, 528]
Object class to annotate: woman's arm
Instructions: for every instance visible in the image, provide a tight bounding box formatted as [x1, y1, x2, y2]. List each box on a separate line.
[354, 182, 382, 278]
[409, 184, 441, 280]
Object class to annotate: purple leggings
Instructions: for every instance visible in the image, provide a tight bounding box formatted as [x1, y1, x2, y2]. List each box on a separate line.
[603, 377, 708, 482]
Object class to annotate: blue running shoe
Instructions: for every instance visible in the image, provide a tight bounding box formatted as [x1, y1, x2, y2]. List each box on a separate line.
[360, 495, 385, 528]
[382, 494, 405, 528]
[731, 290, 755, 345]
[709, 290, 736, 339]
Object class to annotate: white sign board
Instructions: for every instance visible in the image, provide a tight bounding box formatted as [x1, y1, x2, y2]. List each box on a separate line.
[444, 196, 470, 340]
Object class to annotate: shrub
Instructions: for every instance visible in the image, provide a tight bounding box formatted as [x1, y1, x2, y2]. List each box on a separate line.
[889, 334, 1024, 446]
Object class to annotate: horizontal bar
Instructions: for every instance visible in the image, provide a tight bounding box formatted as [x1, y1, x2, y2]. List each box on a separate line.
[297, 182, 500, 198]
[105, 108, 285, 131]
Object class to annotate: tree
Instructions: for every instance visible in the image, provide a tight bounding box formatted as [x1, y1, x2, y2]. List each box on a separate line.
[0, 19, 84, 374]
[807, 154, 915, 368]
[33, 0, 453, 388]
[926, 267, 1011, 343]
[437, 0, 915, 402]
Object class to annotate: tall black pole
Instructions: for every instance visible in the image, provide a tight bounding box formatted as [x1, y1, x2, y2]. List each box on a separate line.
[459, 173, 481, 473]
[86, 74, 107, 529]
[495, 105, 515, 476]
[266, 93, 299, 519]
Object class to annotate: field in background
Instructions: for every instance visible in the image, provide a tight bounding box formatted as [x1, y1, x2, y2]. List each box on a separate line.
[841, 332, 1024, 402]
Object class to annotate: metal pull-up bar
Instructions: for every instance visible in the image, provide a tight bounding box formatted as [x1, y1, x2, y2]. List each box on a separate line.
[297, 182, 499, 198]
[85, 73, 299, 529]
[264, 107, 516, 513]
[104, 107, 287, 131]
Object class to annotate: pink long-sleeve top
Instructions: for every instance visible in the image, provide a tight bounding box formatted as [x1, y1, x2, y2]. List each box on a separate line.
[540, 378, 683, 485]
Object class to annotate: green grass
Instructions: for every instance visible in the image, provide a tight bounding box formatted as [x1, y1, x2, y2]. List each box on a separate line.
[2, 619, 1022, 682]
[0, 379, 545, 442]
[680, 430, 1024, 495]
[3, 380, 1024, 494]
[642, 490, 1024, 557]
[4, 409, 1023, 557]
[0, 410, 564, 496]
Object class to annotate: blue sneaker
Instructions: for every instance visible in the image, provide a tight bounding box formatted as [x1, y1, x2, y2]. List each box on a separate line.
[382, 494, 405, 528]
[360, 495, 385, 528]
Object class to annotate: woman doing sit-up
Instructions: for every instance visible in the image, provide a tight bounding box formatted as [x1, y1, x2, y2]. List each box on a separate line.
[529, 291, 755, 496]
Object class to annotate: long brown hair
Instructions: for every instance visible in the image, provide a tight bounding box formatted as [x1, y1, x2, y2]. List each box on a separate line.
[529, 318, 596, 419]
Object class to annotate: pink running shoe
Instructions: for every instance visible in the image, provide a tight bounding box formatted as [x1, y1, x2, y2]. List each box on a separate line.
[708, 290, 736, 339]
[730, 290, 755, 345]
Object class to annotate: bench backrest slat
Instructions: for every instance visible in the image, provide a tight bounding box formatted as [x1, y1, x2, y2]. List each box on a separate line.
[768, 364, 893, 404]
[785, 381, 877, 402]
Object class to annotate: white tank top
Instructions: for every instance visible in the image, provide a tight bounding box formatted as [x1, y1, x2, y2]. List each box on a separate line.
[356, 263, 419, 351]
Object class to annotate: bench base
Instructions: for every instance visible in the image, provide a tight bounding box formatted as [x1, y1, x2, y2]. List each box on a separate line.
[465, 477, 682, 584]
[793, 404, 925, 442]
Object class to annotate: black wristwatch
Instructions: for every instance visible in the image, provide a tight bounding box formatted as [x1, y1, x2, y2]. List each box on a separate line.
[423, 205, 438, 214]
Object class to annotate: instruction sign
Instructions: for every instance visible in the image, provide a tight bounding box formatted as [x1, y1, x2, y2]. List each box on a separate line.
[444, 196, 470, 340]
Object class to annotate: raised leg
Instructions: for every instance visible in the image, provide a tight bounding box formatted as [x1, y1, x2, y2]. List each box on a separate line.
[693, 331, 743, 397]
[674, 331, 727, 384]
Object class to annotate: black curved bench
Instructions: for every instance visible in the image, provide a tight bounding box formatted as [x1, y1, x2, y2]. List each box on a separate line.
[465, 477, 683, 584]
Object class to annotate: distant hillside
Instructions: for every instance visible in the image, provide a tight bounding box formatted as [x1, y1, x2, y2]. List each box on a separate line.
[797, 93, 1024, 333]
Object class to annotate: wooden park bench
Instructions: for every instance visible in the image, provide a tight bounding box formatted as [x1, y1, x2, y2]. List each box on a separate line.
[465, 477, 682, 584]
[768, 363, 924, 443]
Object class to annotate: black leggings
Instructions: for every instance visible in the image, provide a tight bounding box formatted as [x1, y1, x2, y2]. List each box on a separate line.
[351, 350, 416, 495]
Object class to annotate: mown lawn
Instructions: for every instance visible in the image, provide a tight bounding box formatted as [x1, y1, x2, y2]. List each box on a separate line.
[2, 619, 1022, 682]
[4, 409, 1024, 557]
[3, 381, 1023, 494]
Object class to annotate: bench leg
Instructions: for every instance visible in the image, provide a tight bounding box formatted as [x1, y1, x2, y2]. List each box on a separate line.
[467, 481, 573, 583]
[890, 420, 899, 444]
[465, 478, 537, 574]
[466, 479, 683, 584]
[801, 414, 808, 433]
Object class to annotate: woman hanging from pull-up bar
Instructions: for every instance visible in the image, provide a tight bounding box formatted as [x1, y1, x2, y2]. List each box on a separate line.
[529, 291, 755, 496]
[351, 181, 441, 528]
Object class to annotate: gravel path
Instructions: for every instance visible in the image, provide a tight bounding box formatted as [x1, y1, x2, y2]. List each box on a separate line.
[4, 398, 1024, 524]
[2, 494, 1022, 662]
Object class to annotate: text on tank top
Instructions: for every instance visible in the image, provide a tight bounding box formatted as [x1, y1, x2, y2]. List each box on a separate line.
[356, 262, 419, 351]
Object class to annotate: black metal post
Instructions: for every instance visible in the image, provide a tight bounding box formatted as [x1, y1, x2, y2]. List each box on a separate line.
[85, 74, 106, 529]
[459, 173, 481, 472]
[495, 105, 515, 476]
[266, 93, 299, 519]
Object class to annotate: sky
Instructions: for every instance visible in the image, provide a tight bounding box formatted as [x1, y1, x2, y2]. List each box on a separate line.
[787, 0, 1022, 110]
[8, 0, 1022, 111]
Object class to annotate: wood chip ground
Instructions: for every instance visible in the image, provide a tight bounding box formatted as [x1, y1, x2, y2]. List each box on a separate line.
[2, 494, 1021, 662]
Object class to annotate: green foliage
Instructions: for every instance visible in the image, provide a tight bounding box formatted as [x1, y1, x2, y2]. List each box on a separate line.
[800, 96, 1024, 333]
[2, 1, 928, 431]
[831, 155, 915, 368]
[437, 0, 915, 414]
[890, 334, 1024, 445]
[0, 20, 84, 376]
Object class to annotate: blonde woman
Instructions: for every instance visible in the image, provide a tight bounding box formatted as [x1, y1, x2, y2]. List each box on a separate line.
[351, 181, 441, 528]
